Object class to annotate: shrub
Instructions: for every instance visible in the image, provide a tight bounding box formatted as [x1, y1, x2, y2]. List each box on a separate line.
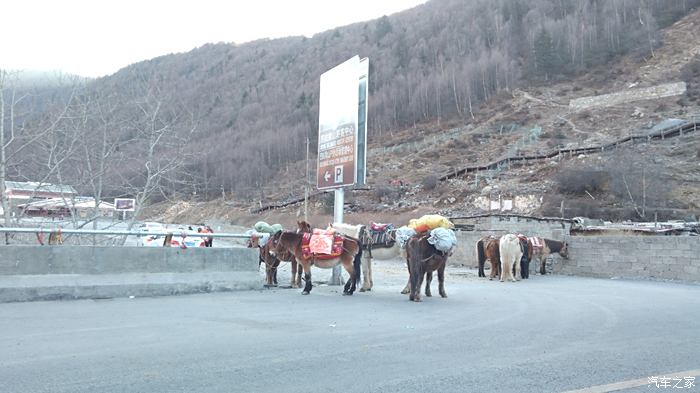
[422, 174, 439, 191]
[556, 170, 610, 195]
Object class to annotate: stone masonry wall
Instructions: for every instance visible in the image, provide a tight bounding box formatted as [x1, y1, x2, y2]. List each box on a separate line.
[556, 235, 700, 282]
[569, 82, 686, 110]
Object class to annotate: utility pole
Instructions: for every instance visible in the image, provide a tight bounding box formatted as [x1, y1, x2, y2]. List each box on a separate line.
[304, 137, 309, 223]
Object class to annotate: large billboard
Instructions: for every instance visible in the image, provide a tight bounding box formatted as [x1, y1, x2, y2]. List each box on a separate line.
[317, 56, 367, 190]
[114, 198, 136, 212]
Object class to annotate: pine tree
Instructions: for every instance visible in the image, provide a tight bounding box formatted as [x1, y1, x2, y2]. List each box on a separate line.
[532, 28, 559, 81]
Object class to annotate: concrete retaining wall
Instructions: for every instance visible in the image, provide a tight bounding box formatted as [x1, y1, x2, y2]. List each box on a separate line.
[0, 246, 259, 302]
[569, 82, 687, 110]
[555, 236, 700, 282]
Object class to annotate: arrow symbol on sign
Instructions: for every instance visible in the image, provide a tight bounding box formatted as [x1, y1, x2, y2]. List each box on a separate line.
[324, 171, 331, 182]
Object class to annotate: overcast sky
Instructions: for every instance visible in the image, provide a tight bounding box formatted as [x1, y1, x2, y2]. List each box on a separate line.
[1, 0, 427, 78]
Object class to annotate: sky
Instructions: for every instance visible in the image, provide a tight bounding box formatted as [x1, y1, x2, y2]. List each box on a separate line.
[1, 0, 427, 78]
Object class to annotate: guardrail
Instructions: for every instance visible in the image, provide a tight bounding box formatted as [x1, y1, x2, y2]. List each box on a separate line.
[0, 227, 251, 239]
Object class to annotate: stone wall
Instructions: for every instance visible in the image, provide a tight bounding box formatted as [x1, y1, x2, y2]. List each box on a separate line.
[569, 82, 686, 110]
[555, 235, 700, 282]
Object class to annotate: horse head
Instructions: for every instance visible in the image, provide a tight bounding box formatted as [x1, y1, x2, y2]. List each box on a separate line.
[247, 234, 259, 248]
[296, 220, 312, 234]
[269, 230, 287, 257]
[559, 241, 569, 258]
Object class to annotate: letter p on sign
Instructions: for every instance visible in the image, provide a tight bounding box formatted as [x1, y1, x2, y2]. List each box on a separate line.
[334, 166, 343, 183]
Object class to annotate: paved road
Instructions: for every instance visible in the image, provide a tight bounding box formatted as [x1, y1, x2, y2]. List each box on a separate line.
[1, 262, 698, 393]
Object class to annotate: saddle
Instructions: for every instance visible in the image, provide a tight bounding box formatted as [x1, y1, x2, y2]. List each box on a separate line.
[529, 236, 545, 250]
[301, 230, 344, 260]
[367, 222, 396, 249]
[370, 222, 390, 232]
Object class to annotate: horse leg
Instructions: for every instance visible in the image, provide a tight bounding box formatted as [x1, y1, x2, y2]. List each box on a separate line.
[290, 258, 299, 288]
[438, 263, 447, 298]
[264, 263, 271, 285]
[477, 240, 485, 278]
[499, 258, 507, 282]
[412, 271, 425, 302]
[360, 253, 372, 292]
[539, 255, 547, 275]
[297, 264, 303, 287]
[513, 255, 521, 282]
[301, 262, 312, 295]
[424, 271, 433, 297]
[401, 255, 411, 294]
[522, 257, 530, 279]
[342, 257, 358, 296]
[489, 258, 498, 280]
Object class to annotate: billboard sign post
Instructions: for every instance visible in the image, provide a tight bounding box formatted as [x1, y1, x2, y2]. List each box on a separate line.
[317, 55, 369, 285]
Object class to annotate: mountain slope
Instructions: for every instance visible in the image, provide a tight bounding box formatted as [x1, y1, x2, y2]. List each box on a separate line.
[147, 7, 700, 226]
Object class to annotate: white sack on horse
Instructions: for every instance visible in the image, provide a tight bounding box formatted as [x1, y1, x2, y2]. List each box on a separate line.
[245, 229, 271, 246]
[427, 227, 457, 253]
[254, 221, 283, 234]
[395, 226, 417, 248]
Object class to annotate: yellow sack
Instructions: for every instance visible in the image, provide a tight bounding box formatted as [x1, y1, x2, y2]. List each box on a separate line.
[408, 215, 454, 231]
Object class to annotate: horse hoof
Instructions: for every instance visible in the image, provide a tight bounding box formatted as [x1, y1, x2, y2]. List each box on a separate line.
[400, 289, 409, 294]
[301, 291, 310, 295]
[440, 294, 448, 298]
[425, 293, 432, 297]
[359, 288, 367, 292]
[343, 292, 353, 296]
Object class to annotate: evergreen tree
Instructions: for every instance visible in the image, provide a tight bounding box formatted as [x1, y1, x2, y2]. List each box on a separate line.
[532, 28, 560, 80]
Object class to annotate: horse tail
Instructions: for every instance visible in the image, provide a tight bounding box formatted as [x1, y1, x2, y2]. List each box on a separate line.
[476, 239, 486, 277]
[353, 246, 362, 287]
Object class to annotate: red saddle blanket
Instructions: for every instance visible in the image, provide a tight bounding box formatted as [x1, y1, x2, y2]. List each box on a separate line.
[302, 232, 344, 260]
[529, 236, 544, 249]
[370, 222, 391, 232]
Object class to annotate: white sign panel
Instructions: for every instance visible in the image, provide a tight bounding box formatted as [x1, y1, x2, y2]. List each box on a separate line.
[114, 198, 136, 212]
[317, 56, 360, 190]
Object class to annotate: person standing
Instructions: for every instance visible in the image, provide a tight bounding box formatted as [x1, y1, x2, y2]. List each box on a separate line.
[205, 225, 214, 247]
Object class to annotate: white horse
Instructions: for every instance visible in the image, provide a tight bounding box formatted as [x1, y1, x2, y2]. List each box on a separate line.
[332, 222, 403, 292]
[499, 234, 523, 282]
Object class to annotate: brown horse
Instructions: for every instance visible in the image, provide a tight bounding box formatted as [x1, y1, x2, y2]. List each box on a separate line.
[405, 233, 450, 302]
[270, 230, 362, 295]
[476, 236, 503, 280]
[476, 235, 500, 279]
[248, 234, 302, 288]
[531, 238, 569, 275]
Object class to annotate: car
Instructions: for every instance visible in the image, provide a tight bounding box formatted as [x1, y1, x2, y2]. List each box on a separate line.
[136, 222, 166, 247]
[167, 227, 207, 248]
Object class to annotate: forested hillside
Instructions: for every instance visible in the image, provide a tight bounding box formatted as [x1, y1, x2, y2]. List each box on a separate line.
[2, 0, 699, 208]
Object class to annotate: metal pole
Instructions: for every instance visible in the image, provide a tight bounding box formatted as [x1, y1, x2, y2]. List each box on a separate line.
[330, 188, 344, 285]
[304, 137, 309, 223]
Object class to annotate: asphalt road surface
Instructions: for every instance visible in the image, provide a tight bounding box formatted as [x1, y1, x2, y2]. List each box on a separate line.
[1, 261, 699, 393]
